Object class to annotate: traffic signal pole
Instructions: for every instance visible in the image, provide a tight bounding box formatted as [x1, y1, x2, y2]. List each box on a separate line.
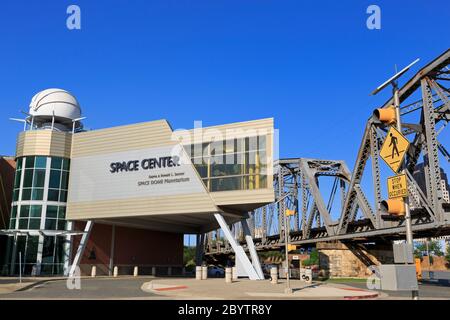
[393, 82, 419, 300]
[284, 210, 292, 294]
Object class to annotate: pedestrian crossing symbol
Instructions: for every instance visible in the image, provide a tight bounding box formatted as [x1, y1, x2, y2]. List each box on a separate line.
[380, 126, 410, 173]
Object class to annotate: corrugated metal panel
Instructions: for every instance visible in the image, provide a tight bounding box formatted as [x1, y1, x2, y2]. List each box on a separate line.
[16, 131, 72, 158]
[71, 120, 174, 158]
[66, 193, 218, 220]
[210, 188, 275, 206]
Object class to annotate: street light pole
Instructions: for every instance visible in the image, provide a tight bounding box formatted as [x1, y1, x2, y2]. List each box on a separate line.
[393, 82, 419, 300]
[284, 211, 292, 294]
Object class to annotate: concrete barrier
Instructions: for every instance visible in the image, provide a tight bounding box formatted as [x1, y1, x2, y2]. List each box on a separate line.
[232, 266, 238, 281]
[225, 267, 232, 283]
[270, 267, 278, 284]
[113, 266, 118, 277]
[201, 266, 208, 280]
[91, 266, 96, 278]
[195, 266, 202, 280]
[133, 266, 138, 277]
[152, 266, 156, 276]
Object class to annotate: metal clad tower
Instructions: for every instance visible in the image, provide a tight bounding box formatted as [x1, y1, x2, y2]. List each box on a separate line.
[3, 89, 82, 276]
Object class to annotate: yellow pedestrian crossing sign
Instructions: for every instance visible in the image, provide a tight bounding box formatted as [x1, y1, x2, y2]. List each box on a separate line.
[380, 126, 409, 173]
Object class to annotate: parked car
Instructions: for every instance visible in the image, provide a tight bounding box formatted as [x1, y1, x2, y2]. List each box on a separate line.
[208, 266, 225, 277]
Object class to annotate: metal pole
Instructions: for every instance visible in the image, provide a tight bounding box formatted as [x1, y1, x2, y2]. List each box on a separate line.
[19, 251, 22, 283]
[393, 83, 419, 300]
[284, 211, 292, 294]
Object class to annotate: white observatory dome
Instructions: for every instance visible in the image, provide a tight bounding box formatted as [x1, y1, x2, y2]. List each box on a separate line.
[29, 88, 81, 121]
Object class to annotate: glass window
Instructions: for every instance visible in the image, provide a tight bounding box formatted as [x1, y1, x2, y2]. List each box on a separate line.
[20, 205, 30, 218]
[31, 188, 44, 201]
[23, 169, 33, 188]
[28, 218, 41, 230]
[51, 157, 62, 170]
[11, 206, 17, 219]
[49, 170, 61, 189]
[47, 189, 59, 202]
[35, 156, 47, 169]
[21, 188, 32, 201]
[33, 169, 46, 188]
[42, 236, 55, 264]
[45, 219, 56, 230]
[46, 205, 58, 218]
[19, 218, 28, 229]
[16, 158, 23, 171]
[194, 164, 208, 178]
[58, 206, 66, 219]
[210, 141, 224, 156]
[29, 205, 42, 217]
[62, 158, 70, 171]
[61, 171, 69, 189]
[57, 220, 66, 230]
[210, 176, 243, 192]
[9, 218, 16, 229]
[25, 236, 39, 263]
[25, 157, 35, 168]
[59, 190, 67, 202]
[14, 171, 21, 188]
[13, 189, 19, 202]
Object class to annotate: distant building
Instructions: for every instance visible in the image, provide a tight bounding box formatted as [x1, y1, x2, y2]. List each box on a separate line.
[0, 156, 15, 270]
[412, 163, 450, 205]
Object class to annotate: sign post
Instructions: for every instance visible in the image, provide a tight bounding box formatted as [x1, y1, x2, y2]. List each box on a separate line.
[371, 58, 420, 300]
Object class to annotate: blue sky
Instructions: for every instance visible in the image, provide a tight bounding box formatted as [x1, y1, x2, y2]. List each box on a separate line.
[0, 1, 449, 243]
[0, 1, 448, 162]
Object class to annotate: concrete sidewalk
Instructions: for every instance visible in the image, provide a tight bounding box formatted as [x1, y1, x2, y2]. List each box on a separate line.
[142, 278, 382, 300]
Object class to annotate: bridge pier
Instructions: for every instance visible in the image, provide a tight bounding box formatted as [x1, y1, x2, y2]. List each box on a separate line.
[317, 241, 394, 278]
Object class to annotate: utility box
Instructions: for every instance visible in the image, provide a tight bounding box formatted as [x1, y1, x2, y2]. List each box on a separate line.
[393, 243, 414, 264]
[379, 264, 418, 291]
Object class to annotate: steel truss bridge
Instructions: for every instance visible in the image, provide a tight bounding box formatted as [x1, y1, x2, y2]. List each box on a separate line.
[205, 49, 450, 256]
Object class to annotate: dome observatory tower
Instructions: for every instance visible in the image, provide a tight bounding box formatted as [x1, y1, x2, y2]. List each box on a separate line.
[4, 89, 84, 276]
[28, 88, 84, 132]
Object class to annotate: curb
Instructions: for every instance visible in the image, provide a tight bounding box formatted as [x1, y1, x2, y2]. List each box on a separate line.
[344, 293, 379, 300]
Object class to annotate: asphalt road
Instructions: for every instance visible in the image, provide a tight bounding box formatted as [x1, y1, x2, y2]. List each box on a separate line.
[1, 276, 449, 299]
[347, 281, 450, 299]
[0, 277, 162, 300]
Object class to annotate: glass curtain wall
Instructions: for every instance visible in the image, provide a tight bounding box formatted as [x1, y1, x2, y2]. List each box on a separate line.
[4, 156, 70, 275]
[186, 136, 268, 192]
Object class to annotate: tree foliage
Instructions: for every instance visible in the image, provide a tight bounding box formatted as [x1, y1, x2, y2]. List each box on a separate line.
[414, 240, 443, 260]
[302, 248, 319, 266]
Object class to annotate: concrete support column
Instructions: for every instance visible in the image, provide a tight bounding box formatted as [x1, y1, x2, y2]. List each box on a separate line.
[232, 266, 238, 281]
[270, 267, 278, 284]
[201, 265, 208, 280]
[133, 266, 138, 277]
[63, 221, 74, 276]
[108, 225, 115, 276]
[195, 266, 202, 280]
[152, 266, 156, 276]
[225, 267, 232, 283]
[91, 265, 96, 277]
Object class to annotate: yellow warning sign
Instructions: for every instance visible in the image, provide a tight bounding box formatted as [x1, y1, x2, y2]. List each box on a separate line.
[380, 126, 410, 173]
[387, 174, 408, 199]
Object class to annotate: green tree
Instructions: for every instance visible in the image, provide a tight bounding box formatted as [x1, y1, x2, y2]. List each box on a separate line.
[415, 240, 443, 258]
[183, 246, 196, 271]
[445, 244, 450, 265]
[302, 248, 319, 266]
